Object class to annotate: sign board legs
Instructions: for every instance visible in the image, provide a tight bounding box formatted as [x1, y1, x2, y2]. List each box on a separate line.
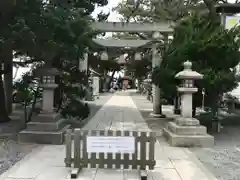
[71, 168, 80, 179]
[140, 170, 147, 180]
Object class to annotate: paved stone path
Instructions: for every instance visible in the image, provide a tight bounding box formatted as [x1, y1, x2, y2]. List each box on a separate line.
[83, 91, 149, 131]
[0, 91, 217, 180]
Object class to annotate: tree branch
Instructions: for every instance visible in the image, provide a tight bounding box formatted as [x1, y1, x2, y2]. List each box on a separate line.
[126, 0, 144, 22]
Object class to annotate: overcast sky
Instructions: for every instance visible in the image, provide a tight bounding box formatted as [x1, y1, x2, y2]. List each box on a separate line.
[93, 0, 237, 21]
[92, 0, 121, 21]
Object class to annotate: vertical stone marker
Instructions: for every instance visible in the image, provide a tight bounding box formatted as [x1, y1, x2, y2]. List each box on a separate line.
[163, 61, 214, 147]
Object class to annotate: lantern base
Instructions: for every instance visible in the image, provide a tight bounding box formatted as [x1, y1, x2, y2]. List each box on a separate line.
[18, 112, 70, 144]
[163, 128, 214, 147]
[149, 112, 166, 118]
[163, 117, 214, 147]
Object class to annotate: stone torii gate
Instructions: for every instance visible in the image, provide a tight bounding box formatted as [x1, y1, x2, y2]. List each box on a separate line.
[88, 21, 174, 117]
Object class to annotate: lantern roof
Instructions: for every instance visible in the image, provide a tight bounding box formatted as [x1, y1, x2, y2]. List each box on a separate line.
[175, 61, 203, 80]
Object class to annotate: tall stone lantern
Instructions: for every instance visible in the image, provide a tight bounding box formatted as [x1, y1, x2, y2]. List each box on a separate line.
[18, 67, 70, 144]
[176, 61, 202, 118]
[163, 61, 214, 147]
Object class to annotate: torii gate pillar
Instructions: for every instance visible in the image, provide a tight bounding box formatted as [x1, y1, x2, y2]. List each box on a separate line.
[150, 33, 168, 118]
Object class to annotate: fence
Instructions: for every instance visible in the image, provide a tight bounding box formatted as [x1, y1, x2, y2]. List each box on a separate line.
[65, 129, 156, 179]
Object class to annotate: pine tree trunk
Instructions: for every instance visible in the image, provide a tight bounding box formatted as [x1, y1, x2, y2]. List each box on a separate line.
[0, 74, 11, 123]
[4, 58, 13, 114]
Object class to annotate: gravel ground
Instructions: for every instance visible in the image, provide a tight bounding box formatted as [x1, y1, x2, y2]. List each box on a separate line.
[191, 127, 240, 180]
[0, 119, 39, 176]
[0, 139, 39, 175]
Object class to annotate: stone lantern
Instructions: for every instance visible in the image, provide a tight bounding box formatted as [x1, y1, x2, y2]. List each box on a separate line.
[175, 61, 203, 118]
[18, 66, 69, 145]
[163, 61, 214, 147]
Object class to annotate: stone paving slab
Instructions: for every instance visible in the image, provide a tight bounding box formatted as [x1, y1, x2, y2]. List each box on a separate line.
[83, 91, 150, 132]
[0, 91, 217, 180]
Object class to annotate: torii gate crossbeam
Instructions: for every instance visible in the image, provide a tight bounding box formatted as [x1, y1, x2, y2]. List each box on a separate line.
[91, 22, 174, 33]
[93, 39, 153, 48]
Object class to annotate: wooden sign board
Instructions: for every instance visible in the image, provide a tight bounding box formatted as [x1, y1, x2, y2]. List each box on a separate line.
[87, 136, 135, 153]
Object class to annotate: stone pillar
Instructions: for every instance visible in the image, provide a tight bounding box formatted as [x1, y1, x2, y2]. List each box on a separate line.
[163, 61, 214, 147]
[150, 32, 165, 118]
[40, 81, 58, 113]
[152, 44, 161, 115]
[181, 93, 192, 118]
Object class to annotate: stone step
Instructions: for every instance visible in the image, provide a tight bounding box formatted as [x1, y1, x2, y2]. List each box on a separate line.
[31, 113, 61, 122]
[26, 119, 66, 132]
[167, 122, 207, 135]
[175, 117, 200, 126]
[18, 125, 70, 145]
[163, 128, 214, 147]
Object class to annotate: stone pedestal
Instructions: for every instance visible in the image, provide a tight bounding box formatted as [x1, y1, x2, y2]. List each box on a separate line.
[18, 113, 69, 144]
[18, 71, 70, 144]
[163, 61, 214, 147]
[163, 117, 214, 147]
